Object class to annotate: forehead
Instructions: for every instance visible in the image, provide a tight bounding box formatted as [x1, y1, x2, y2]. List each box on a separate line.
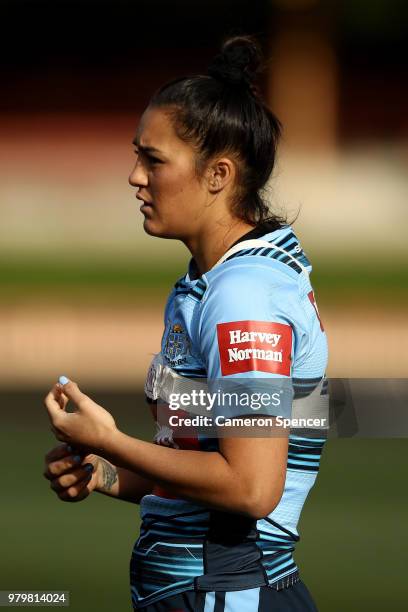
[134, 107, 179, 150]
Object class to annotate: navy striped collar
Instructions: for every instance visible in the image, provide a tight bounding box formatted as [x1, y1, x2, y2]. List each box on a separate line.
[186, 223, 288, 282]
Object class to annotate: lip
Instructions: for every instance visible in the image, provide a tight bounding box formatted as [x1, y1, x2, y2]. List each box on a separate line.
[136, 193, 153, 205]
[139, 203, 153, 214]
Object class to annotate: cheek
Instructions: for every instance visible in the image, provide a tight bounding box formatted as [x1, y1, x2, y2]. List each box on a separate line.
[155, 166, 201, 207]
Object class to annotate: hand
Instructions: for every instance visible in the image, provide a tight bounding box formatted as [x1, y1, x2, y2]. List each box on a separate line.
[43, 443, 102, 503]
[44, 378, 117, 453]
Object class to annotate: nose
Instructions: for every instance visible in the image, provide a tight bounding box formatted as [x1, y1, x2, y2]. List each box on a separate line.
[128, 157, 148, 188]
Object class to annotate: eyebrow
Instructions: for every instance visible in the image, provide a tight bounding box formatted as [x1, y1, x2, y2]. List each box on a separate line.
[132, 137, 163, 155]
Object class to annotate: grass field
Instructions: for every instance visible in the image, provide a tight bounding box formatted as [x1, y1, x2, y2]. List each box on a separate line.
[1, 390, 407, 611]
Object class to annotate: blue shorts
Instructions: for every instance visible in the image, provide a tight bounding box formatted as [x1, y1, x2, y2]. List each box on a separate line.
[136, 580, 318, 611]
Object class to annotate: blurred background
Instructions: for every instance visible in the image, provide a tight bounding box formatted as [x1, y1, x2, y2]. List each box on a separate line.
[1, 0, 407, 610]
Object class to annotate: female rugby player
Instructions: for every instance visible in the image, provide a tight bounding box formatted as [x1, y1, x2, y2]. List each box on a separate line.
[44, 35, 328, 611]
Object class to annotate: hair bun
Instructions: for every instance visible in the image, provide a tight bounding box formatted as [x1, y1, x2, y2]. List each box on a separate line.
[208, 35, 262, 92]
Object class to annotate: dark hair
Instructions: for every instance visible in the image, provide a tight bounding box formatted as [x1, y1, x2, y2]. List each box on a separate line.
[148, 35, 285, 229]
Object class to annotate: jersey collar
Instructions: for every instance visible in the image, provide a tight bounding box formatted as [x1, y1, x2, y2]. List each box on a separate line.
[186, 223, 290, 282]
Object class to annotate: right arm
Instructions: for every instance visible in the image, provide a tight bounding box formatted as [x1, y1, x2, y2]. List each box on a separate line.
[43, 444, 153, 504]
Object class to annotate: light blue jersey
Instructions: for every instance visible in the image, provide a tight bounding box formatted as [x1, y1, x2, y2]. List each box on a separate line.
[131, 225, 328, 609]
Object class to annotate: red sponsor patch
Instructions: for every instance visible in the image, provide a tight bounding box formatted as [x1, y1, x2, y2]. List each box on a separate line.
[216, 320, 292, 376]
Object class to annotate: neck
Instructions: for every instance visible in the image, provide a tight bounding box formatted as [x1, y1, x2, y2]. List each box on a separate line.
[184, 218, 256, 276]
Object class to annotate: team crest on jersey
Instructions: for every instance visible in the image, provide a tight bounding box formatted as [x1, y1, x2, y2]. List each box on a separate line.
[163, 322, 190, 366]
[217, 320, 292, 376]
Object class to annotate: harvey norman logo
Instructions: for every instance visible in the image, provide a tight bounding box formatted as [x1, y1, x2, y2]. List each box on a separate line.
[217, 320, 292, 376]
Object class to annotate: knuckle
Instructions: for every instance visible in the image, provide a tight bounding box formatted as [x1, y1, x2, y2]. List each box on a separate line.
[59, 458, 71, 472]
[53, 462, 63, 475]
[59, 473, 73, 488]
[48, 463, 57, 476]
[57, 475, 67, 487]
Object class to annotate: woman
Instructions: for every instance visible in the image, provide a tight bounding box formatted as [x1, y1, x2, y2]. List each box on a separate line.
[44, 36, 328, 611]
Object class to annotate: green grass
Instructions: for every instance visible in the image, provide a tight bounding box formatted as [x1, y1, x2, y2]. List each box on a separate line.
[1, 391, 407, 611]
[0, 256, 407, 306]
[0, 257, 187, 305]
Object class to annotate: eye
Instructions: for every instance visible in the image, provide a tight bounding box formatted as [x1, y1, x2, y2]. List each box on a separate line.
[133, 149, 163, 165]
[147, 155, 163, 165]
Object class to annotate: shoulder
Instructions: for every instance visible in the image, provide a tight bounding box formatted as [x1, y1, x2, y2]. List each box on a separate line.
[202, 256, 301, 305]
[195, 259, 308, 346]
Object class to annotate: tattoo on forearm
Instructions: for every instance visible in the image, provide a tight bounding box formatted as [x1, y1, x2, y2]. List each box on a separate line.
[100, 459, 118, 491]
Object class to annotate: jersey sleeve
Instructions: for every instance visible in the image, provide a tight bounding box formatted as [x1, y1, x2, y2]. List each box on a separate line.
[198, 264, 310, 419]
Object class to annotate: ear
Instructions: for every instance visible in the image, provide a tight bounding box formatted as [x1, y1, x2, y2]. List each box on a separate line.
[206, 157, 236, 194]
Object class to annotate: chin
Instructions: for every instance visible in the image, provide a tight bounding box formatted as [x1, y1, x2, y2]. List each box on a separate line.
[142, 219, 181, 240]
[143, 216, 184, 240]
[142, 219, 157, 236]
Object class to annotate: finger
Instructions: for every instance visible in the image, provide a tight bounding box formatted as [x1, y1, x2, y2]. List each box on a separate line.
[59, 379, 89, 409]
[45, 443, 74, 463]
[55, 472, 94, 500]
[54, 384, 63, 405]
[56, 388, 69, 411]
[44, 384, 65, 422]
[53, 384, 70, 411]
[57, 481, 92, 503]
[50, 471, 87, 492]
[44, 454, 87, 480]
[50, 464, 94, 490]
[60, 392, 69, 410]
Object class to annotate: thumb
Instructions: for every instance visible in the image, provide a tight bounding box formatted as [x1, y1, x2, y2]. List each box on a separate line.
[58, 376, 88, 408]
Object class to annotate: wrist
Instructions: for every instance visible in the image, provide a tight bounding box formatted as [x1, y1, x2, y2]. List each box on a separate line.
[100, 426, 124, 461]
[94, 458, 105, 491]
[95, 457, 119, 494]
